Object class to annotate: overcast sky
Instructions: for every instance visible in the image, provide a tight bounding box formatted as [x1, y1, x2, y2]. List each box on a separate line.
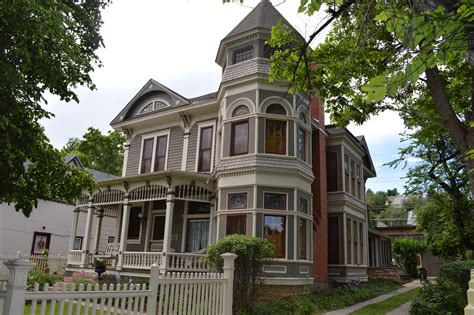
[41, 0, 413, 193]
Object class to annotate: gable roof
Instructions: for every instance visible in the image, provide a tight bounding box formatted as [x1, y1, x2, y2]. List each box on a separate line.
[110, 79, 191, 126]
[65, 155, 118, 180]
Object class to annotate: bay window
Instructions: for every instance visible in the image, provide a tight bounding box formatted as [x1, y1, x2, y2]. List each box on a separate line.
[231, 121, 248, 155]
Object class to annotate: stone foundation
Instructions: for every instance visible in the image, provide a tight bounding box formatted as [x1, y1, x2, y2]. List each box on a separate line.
[367, 267, 401, 282]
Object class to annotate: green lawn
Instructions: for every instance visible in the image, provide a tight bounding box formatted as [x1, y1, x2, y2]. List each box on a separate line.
[350, 287, 421, 315]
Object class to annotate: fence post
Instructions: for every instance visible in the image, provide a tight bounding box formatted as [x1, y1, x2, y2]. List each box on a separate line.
[159, 253, 168, 274]
[147, 264, 160, 315]
[221, 252, 237, 315]
[465, 269, 474, 315]
[3, 259, 33, 315]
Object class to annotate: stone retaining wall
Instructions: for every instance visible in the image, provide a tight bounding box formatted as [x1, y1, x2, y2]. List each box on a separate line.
[367, 267, 401, 282]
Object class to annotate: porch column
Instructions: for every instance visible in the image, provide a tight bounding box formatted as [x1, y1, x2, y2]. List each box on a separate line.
[162, 187, 175, 253]
[93, 208, 104, 254]
[80, 197, 94, 268]
[68, 208, 80, 250]
[208, 197, 215, 246]
[116, 195, 130, 271]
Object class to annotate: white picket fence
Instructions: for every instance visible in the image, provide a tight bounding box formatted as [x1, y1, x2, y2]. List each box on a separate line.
[0, 253, 236, 315]
[0, 251, 67, 280]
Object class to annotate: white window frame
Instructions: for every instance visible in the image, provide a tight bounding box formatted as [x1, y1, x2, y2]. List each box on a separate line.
[195, 120, 216, 173]
[263, 214, 288, 260]
[138, 129, 171, 174]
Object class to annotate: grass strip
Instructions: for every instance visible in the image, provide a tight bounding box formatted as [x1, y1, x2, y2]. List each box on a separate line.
[350, 287, 421, 315]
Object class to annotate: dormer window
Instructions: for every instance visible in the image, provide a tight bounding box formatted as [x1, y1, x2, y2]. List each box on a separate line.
[139, 100, 169, 114]
[233, 46, 253, 64]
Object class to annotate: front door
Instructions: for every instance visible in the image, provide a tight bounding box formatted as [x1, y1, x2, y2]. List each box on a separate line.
[149, 214, 165, 251]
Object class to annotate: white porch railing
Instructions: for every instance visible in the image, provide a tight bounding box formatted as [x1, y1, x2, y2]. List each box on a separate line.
[67, 250, 82, 266]
[168, 253, 209, 272]
[0, 253, 236, 315]
[122, 252, 163, 270]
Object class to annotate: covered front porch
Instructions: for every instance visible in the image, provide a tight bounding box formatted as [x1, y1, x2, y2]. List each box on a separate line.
[67, 171, 215, 274]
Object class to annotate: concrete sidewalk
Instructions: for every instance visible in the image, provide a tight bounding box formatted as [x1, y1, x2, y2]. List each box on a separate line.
[323, 280, 421, 315]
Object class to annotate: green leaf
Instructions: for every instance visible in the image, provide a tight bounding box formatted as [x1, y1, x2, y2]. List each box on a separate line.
[374, 11, 389, 21]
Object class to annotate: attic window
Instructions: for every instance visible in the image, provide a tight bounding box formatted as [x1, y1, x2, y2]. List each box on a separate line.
[139, 100, 169, 114]
[233, 46, 253, 64]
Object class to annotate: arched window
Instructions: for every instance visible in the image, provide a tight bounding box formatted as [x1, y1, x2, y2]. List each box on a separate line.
[139, 100, 169, 114]
[298, 111, 307, 124]
[266, 104, 286, 115]
[232, 105, 250, 117]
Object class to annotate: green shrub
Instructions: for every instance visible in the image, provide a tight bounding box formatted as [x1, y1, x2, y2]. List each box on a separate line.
[438, 260, 474, 292]
[410, 279, 465, 315]
[206, 234, 275, 314]
[27, 271, 62, 290]
[392, 237, 425, 277]
[73, 278, 94, 288]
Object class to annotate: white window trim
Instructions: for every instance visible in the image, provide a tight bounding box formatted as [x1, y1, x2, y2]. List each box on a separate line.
[127, 204, 144, 244]
[195, 120, 216, 173]
[137, 129, 171, 174]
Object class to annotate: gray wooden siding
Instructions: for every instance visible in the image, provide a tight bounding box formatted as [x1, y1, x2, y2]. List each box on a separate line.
[126, 134, 142, 176]
[167, 126, 184, 171]
[259, 90, 293, 111]
[186, 123, 199, 172]
[263, 261, 313, 278]
[225, 90, 256, 110]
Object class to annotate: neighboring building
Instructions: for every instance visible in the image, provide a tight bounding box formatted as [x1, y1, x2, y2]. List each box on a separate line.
[0, 156, 116, 257]
[66, 0, 388, 289]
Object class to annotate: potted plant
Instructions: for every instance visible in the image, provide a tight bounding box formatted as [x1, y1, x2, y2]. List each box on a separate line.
[94, 258, 106, 279]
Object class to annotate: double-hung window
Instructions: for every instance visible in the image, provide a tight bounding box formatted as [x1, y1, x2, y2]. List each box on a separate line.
[265, 104, 287, 155]
[198, 126, 214, 172]
[140, 131, 169, 174]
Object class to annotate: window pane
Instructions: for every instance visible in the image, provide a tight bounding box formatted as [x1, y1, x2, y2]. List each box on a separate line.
[152, 216, 165, 240]
[297, 127, 305, 160]
[226, 215, 246, 235]
[140, 102, 154, 113]
[73, 237, 83, 250]
[265, 120, 286, 154]
[264, 216, 286, 258]
[228, 193, 247, 209]
[264, 193, 286, 210]
[198, 126, 213, 172]
[154, 135, 167, 171]
[232, 105, 250, 117]
[299, 197, 308, 213]
[186, 219, 209, 252]
[298, 219, 307, 260]
[141, 138, 154, 173]
[128, 207, 141, 240]
[233, 46, 253, 64]
[266, 104, 286, 115]
[231, 121, 248, 155]
[188, 202, 210, 214]
[198, 149, 211, 172]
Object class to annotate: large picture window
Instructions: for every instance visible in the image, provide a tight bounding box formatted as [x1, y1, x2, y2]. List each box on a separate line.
[226, 215, 246, 235]
[264, 215, 286, 258]
[264, 192, 286, 210]
[198, 126, 213, 172]
[265, 120, 286, 155]
[140, 133, 169, 174]
[231, 121, 249, 156]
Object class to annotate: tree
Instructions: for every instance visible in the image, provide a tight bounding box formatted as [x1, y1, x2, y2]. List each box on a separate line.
[268, 0, 474, 196]
[62, 128, 126, 176]
[386, 188, 399, 197]
[392, 237, 425, 277]
[0, 1, 107, 216]
[366, 189, 388, 208]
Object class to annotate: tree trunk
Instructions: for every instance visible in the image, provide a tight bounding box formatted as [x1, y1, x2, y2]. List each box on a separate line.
[425, 67, 474, 197]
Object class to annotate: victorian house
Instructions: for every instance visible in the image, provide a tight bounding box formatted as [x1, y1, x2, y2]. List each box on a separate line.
[66, 0, 388, 289]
